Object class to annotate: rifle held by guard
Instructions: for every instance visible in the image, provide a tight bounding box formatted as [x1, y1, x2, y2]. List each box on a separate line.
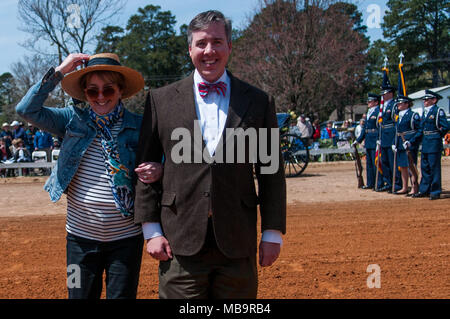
[353, 144, 364, 188]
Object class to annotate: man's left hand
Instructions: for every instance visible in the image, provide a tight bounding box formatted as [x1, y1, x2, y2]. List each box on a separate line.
[259, 241, 281, 267]
[135, 162, 163, 184]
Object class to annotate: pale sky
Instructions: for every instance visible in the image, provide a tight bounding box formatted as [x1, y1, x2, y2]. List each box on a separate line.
[0, 0, 387, 75]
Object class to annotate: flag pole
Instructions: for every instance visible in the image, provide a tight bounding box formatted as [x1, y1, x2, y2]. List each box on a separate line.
[399, 52, 406, 95]
[392, 53, 404, 193]
[375, 56, 388, 191]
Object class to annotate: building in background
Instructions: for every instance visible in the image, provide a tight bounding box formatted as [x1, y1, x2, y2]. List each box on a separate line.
[328, 104, 367, 122]
[409, 85, 450, 116]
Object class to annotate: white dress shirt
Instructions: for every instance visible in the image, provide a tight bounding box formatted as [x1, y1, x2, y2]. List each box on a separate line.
[423, 105, 433, 117]
[383, 99, 393, 115]
[367, 105, 377, 119]
[398, 109, 408, 123]
[142, 69, 282, 246]
[193, 69, 230, 156]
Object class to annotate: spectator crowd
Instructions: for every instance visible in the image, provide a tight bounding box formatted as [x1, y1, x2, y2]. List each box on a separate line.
[1, 113, 449, 177]
[0, 121, 60, 177]
[290, 114, 361, 151]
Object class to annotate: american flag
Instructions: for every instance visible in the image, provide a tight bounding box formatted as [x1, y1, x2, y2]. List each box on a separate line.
[375, 94, 384, 174]
[375, 146, 383, 174]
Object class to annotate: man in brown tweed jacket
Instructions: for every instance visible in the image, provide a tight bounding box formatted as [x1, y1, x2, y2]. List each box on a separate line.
[134, 10, 286, 299]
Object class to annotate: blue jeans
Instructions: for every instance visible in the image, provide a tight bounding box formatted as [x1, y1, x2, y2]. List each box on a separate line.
[66, 233, 143, 299]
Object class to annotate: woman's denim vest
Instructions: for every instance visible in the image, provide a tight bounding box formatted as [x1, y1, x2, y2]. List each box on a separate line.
[16, 68, 142, 202]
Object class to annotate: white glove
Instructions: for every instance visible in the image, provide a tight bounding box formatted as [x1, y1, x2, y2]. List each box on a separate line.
[391, 144, 397, 152]
[403, 141, 410, 149]
[351, 141, 358, 147]
[376, 140, 381, 146]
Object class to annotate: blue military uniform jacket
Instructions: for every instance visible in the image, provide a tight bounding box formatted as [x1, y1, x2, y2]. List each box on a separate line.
[419, 105, 449, 153]
[395, 108, 421, 151]
[379, 99, 396, 147]
[356, 105, 380, 149]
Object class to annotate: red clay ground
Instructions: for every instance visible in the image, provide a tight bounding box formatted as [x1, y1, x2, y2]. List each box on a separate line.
[0, 159, 449, 298]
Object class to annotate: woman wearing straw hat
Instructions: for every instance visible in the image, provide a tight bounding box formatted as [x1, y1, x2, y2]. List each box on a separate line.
[16, 53, 162, 298]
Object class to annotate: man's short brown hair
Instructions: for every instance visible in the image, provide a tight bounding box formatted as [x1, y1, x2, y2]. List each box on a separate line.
[187, 10, 232, 46]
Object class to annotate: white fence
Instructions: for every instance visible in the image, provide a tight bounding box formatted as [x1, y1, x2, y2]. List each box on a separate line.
[0, 162, 54, 177]
[0, 145, 449, 175]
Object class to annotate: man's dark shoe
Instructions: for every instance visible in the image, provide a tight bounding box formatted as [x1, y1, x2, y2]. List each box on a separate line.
[412, 192, 428, 198]
[362, 185, 373, 190]
[430, 194, 440, 200]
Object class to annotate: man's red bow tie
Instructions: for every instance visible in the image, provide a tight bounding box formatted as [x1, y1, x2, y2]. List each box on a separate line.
[198, 81, 227, 98]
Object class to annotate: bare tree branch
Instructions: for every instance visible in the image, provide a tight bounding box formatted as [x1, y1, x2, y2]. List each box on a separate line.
[230, 0, 367, 120]
[18, 0, 125, 60]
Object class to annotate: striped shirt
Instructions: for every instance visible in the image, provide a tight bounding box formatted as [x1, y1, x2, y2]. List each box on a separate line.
[66, 118, 141, 242]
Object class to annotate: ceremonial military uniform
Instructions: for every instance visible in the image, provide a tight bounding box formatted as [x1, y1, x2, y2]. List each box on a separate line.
[392, 95, 421, 196]
[394, 103, 421, 168]
[356, 93, 383, 190]
[379, 97, 402, 192]
[414, 90, 449, 200]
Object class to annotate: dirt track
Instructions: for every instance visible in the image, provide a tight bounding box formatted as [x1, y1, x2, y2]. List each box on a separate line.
[0, 159, 449, 298]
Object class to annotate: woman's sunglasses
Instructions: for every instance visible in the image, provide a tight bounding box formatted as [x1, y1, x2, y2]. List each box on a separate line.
[85, 86, 116, 99]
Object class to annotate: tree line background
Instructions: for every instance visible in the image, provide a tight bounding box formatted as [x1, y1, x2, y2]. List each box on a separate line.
[0, 0, 448, 124]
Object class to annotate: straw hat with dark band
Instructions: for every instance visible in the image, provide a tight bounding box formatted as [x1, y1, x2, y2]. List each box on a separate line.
[61, 53, 145, 102]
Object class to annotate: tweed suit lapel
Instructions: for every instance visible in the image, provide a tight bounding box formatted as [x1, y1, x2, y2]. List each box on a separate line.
[173, 72, 197, 125]
[213, 72, 251, 159]
[173, 72, 212, 162]
[223, 71, 251, 130]
[174, 71, 252, 162]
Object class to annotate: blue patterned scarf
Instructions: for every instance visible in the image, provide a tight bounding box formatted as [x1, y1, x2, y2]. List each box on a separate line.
[89, 103, 134, 217]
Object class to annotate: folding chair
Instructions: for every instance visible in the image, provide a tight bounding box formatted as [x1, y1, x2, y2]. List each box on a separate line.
[32, 151, 47, 162]
[32, 151, 48, 176]
[51, 149, 60, 163]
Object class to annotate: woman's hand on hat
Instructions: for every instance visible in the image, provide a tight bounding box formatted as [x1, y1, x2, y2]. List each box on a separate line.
[55, 53, 90, 75]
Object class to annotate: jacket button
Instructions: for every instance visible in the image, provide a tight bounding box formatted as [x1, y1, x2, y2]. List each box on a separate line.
[203, 192, 210, 197]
